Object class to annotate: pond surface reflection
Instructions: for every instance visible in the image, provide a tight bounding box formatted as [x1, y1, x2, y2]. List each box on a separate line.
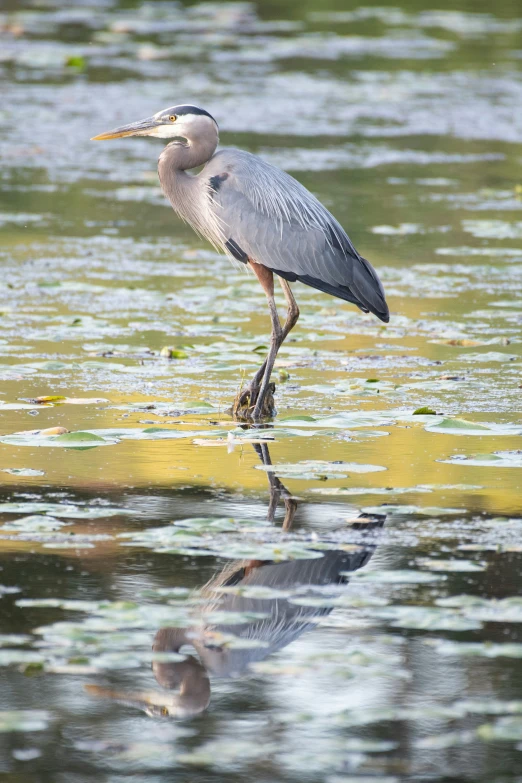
[2, 0, 522, 778]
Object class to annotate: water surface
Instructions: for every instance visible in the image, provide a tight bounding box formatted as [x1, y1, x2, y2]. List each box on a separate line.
[1, 0, 522, 780]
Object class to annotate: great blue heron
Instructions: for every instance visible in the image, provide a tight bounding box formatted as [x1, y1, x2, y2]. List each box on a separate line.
[92, 104, 390, 420]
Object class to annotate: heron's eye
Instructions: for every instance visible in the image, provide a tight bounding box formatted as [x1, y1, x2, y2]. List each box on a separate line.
[169, 115, 177, 123]
[161, 707, 169, 716]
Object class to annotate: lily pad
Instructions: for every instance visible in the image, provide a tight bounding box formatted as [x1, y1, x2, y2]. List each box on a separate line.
[0, 502, 131, 518]
[441, 451, 522, 468]
[2, 468, 44, 477]
[1, 515, 69, 533]
[426, 418, 522, 435]
[349, 569, 444, 584]
[256, 461, 386, 478]
[0, 711, 52, 733]
[417, 558, 486, 572]
[361, 505, 462, 516]
[0, 430, 118, 449]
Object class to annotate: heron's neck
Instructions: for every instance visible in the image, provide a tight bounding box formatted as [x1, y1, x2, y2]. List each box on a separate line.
[157, 132, 219, 241]
[159, 126, 218, 174]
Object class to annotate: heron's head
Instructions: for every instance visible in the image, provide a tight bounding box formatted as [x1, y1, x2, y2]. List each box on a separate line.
[91, 104, 218, 143]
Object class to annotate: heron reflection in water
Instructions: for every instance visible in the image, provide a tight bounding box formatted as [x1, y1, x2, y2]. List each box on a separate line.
[87, 445, 385, 718]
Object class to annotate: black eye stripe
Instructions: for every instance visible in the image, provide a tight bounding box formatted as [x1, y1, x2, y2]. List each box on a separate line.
[161, 105, 217, 125]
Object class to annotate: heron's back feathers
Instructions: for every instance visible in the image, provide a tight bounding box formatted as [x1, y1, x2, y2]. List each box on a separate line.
[203, 149, 389, 322]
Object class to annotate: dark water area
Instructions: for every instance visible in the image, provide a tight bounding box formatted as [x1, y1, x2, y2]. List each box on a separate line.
[1, 0, 522, 779]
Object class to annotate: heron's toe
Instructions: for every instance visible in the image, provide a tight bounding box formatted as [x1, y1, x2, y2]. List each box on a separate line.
[231, 383, 275, 421]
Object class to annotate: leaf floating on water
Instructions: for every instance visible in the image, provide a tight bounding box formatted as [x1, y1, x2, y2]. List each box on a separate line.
[426, 417, 490, 434]
[437, 595, 522, 623]
[177, 401, 216, 411]
[311, 485, 432, 496]
[441, 451, 522, 468]
[2, 468, 44, 477]
[417, 558, 487, 572]
[0, 585, 21, 596]
[361, 504, 462, 516]
[177, 738, 270, 767]
[0, 502, 131, 518]
[53, 432, 113, 450]
[278, 411, 392, 429]
[349, 569, 444, 584]
[413, 406, 437, 415]
[194, 433, 274, 448]
[173, 517, 263, 532]
[65, 55, 87, 70]
[431, 338, 484, 347]
[427, 639, 522, 658]
[1, 515, 69, 533]
[460, 351, 518, 363]
[193, 438, 228, 447]
[256, 461, 386, 479]
[43, 541, 96, 549]
[477, 716, 522, 742]
[0, 635, 31, 647]
[0, 711, 52, 733]
[0, 430, 118, 449]
[415, 730, 476, 750]
[0, 650, 46, 666]
[342, 738, 398, 752]
[52, 397, 108, 405]
[427, 418, 522, 436]
[159, 347, 188, 359]
[377, 606, 482, 631]
[279, 415, 317, 423]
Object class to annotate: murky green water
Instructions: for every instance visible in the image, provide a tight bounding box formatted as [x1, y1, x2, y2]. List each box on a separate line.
[1, 0, 522, 779]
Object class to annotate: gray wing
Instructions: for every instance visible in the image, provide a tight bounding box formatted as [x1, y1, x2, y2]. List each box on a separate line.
[205, 149, 389, 322]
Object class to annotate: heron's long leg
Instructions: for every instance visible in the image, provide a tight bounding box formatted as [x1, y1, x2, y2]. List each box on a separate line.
[233, 267, 300, 420]
[249, 277, 300, 391]
[252, 291, 283, 420]
[279, 277, 300, 338]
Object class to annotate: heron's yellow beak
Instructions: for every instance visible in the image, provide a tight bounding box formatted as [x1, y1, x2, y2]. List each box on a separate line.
[91, 116, 159, 140]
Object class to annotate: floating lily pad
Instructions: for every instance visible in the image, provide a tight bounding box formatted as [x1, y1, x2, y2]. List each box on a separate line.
[377, 606, 482, 631]
[311, 486, 432, 496]
[1, 515, 69, 533]
[437, 595, 522, 623]
[0, 502, 131, 518]
[256, 461, 386, 479]
[426, 418, 522, 435]
[417, 558, 486, 572]
[349, 569, 443, 584]
[2, 468, 44, 477]
[477, 716, 522, 742]
[428, 640, 522, 658]
[0, 711, 52, 733]
[441, 451, 522, 468]
[361, 505, 462, 516]
[0, 430, 118, 449]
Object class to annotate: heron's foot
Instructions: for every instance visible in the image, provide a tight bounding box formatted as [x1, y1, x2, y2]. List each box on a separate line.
[232, 382, 275, 421]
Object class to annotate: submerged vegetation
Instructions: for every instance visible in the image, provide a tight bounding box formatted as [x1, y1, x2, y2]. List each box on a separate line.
[1, 0, 522, 779]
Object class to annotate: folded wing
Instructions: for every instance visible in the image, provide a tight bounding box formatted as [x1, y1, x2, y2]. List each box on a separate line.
[207, 149, 389, 323]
